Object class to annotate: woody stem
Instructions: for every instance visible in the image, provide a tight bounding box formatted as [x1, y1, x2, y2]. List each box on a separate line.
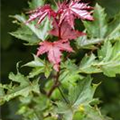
[47, 18, 62, 97]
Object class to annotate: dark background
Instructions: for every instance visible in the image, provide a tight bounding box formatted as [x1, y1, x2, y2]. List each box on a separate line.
[1, 0, 120, 120]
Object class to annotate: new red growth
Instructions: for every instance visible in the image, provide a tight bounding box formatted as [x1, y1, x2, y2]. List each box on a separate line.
[26, 0, 93, 71]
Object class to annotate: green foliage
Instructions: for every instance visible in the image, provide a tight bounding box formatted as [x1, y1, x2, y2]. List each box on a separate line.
[0, 70, 40, 105]
[55, 76, 100, 120]
[77, 4, 120, 48]
[79, 41, 120, 77]
[68, 76, 96, 107]
[17, 95, 53, 120]
[78, 53, 101, 74]
[24, 54, 52, 78]
[28, 0, 44, 9]
[10, 0, 51, 45]
[81, 106, 111, 120]
[107, 12, 120, 40]
[10, 14, 51, 45]
[1, 0, 120, 120]
[97, 0, 120, 17]
[83, 4, 107, 38]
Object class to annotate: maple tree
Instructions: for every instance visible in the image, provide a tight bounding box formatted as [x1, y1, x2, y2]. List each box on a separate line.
[1, 0, 120, 120]
[27, 0, 93, 71]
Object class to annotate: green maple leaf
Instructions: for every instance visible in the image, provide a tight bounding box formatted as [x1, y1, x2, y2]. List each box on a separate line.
[24, 55, 52, 78]
[68, 76, 97, 107]
[28, 0, 44, 9]
[56, 76, 97, 120]
[0, 71, 40, 105]
[10, 0, 51, 45]
[77, 4, 120, 48]
[79, 41, 120, 77]
[83, 3, 107, 38]
[10, 14, 51, 45]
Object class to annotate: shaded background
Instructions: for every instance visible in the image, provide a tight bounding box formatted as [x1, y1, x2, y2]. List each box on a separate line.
[1, 0, 120, 120]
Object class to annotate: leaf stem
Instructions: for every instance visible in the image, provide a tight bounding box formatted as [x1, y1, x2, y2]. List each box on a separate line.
[47, 71, 60, 97]
[58, 87, 69, 104]
[53, 0, 58, 7]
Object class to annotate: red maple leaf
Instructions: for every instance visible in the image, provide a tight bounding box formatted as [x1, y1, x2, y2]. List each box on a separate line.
[26, 5, 56, 24]
[37, 40, 73, 71]
[58, 0, 93, 28]
[49, 20, 85, 40]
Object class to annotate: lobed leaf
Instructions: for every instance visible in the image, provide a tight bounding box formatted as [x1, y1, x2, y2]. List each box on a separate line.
[83, 4, 107, 38]
[0, 72, 40, 105]
[28, 0, 44, 9]
[56, 76, 98, 120]
[79, 54, 101, 74]
[69, 76, 97, 107]
[82, 106, 110, 120]
[106, 12, 120, 40]
[77, 4, 120, 49]
[79, 41, 120, 77]
[10, 14, 51, 45]
[24, 54, 52, 78]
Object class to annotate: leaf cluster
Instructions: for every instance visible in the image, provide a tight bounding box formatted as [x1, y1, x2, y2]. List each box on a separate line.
[1, 0, 120, 120]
